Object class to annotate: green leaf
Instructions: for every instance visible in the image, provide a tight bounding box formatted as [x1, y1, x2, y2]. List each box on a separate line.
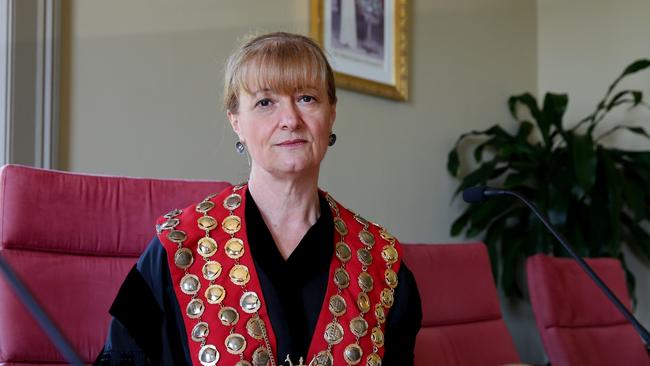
[606, 59, 650, 96]
[447, 149, 460, 176]
[542, 93, 569, 132]
[570, 133, 598, 193]
[450, 209, 472, 236]
[599, 125, 650, 142]
[509, 93, 550, 146]
[516, 121, 535, 141]
[606, 90, 644, 111]
[453, 161, 499, 197]
[622, 174, 646, 222]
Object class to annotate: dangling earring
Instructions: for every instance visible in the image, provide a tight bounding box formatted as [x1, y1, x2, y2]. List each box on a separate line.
[235, 141, 246, 154]
[328, 133, 337, 147]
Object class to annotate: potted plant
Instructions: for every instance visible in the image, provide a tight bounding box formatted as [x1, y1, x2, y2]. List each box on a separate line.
[447, 59, 650, 297]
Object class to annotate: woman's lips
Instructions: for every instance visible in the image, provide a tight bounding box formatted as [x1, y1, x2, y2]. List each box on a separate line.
[276, 139, 308, 147]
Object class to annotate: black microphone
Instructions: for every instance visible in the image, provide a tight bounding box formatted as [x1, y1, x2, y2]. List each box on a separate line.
[463, 186, 650, 349]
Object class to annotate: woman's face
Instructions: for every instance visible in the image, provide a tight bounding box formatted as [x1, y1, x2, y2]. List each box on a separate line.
[228, 83, 336, 179]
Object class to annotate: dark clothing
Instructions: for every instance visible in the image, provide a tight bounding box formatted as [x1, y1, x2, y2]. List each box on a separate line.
[96, 193, 422, 365]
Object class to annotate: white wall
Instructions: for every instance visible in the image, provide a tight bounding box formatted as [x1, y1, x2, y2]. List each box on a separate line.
[538, 0, 650, 357]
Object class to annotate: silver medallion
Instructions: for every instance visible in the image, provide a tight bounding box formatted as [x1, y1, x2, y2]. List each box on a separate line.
[218, 306, 239, 326]
[195, 200, 215, 214]
[349, 316, 368, 337]
[197, 237, 218, 258]
[229, 264, 250, 286]
[168, 230, 187, 244]
[198, 216, 218, 231]
[225, 333, 247, 355]
[163, 208, 182, 219]
[240, 291, 261, 314]
[198, 344, 219, 366]
[174, 248, 194, 269]
[246, 316, 264, 340]
[204, 284, 226, 304]
[343, 343, 363, 365]
[191, 321, 209, 342]
[180, 274, 200, 295]
[323, 321, 344, 345]
[334, 218, 348, 236]
[309, 350, 333, 366]
[202, 260, 222, 281]
[159, 218, 179, 231]
[328, 294, 347, 316]
[225, 238, 245, 259]
[359, 229, 375, 247]
[186, 298, 204, 319]
[252, 346, 270, 366]
[223, 193, 242, 211]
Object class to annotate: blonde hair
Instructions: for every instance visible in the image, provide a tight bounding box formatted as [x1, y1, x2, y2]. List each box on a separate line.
[223, 32, 337, 113]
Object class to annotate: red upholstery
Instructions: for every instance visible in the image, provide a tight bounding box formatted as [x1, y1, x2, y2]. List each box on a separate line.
[527, 254, 650, 366]
[402, 243, 520, 366]
[0, 164, 230, 365]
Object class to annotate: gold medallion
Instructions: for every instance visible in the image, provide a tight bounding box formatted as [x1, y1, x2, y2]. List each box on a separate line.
[229, 264, 250, 286]
[222, 215, 242, 234]
[309, 350, 333, 366]
[246, 316, 264, 340]
[225, 333, 247, 355]
[371, 326, 384, 348]
[197, 216, 218, 231]
[235, 361, 253, 366]
[204, 284, 226, 304]
[357, 248, 373, 266]
[357, 292, 371, 313]
[325, 195, 338, 211]
[195, 200, 215, 214]
[375, 303, 386, 324]
[186, 298, 205, 319]
[225, 238, 245, 259]
[384, 268, 398, 289]
[168, 230, 187, 243]
[159, 218, 179, 231]
[349, 316, 369, 337]
[381, 245, 399, 265]
[218, 306, 239, 326]
[343, 343, 363, 365]
[223, 193, 242, 211]
[163, 208, 182, 219]
[197, 237, 218, 258]
[252, 346, 270, 366]
[358, 272, 374, 292]
[359, 229, 375, 247]
[333, 267, 350, 289]
[191, 322, 209, 342]
[379, 228, 395, 242]
[198, 344, 219, 366]
[323, 321, 344, 345]
[381, 288, 394, 307]
[240, 291, 261, 314]
[354, 214, 369, 227]
[180, 274, 200, 295]
[174, 248, 194, 269]
[335, 241, 352, 262]
[366, 352, 382, 366]
[334, 218, 348, 236]
[202, 261, 222, 281]
[328, 294, 347, 316]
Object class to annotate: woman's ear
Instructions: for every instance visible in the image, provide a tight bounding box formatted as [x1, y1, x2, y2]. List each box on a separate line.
[227, 110, 243, 141]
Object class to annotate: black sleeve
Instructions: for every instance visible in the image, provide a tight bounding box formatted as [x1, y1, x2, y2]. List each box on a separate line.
[382, 262, 422, 366]
[94, 237, 191, 366]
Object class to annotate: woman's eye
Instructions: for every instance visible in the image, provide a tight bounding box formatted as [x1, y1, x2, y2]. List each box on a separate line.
[299, 95, 315, 103]
[256, 98, 272, 107]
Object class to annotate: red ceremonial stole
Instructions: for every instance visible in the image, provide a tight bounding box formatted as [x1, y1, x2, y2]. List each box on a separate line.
[157, 184, 402, 366]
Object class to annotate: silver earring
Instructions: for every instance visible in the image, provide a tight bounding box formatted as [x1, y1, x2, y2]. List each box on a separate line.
[328, 133, 337, 146]
[235, 141, 246, 154]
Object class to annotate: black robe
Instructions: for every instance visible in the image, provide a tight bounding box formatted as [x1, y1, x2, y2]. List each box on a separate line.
[96, 192, 422, 365]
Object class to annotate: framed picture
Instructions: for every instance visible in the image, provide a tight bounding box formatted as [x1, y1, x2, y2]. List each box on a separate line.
[310, 0, 409, 101]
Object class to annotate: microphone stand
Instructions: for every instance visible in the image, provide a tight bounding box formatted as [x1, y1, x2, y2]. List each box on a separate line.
[0, 253, 84, 365]
[471, 187, 650, 351]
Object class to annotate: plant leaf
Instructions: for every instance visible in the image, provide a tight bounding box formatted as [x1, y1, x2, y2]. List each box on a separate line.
[606, 59, 650, 96]
[569, 133, 597, 193]
[509, 93, 549, 146]
[447, 149, 460, 176]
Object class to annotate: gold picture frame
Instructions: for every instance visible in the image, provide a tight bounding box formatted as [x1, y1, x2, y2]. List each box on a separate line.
[310, 0, 409, 101]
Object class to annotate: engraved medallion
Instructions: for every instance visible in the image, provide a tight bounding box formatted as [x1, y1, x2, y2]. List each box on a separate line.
[379, 228, 395, 242]
[357, 292, 371, 313]
[381, 288, 394, 307]
[196, 200, 215, 214]
[246, 316, 264, 340]
[235, 361, 253, 366]
[333, 267, 350, 289]
[174, 248, 194, 269]
[222, 215, 242, 234]
[229, 264, 250, 286]
[198, 344, 219, 366]
[252, 346, 270, 366]
[384, 268, 398, 289]
[343, 343, 363, 365]
[225, 333, 247, 355]
[191, 321, 209, 342]
[159, 218, 179, 231]
[240, 291, 261, 314]
[186, 298, 204, 319]
[349, 316, 369, 337]
[328, 294, 347, 316]
[381, 245, 399, 264]
[197, 237, 218, 258]
[354, 214, 369, 227]
[168, 230, 187, 243]
[325, 195, 338, 210]
[225, 238, 245, 259]
[180, 274, 200, 295]
[375, 303, 386, 324]
[164, 208, 182, 219]
[358, 272, 374, 292]
[371, 326, 384, 348]
[357, 248, 373, 266]
[366, 352, 382, 366]
[198, 216, 218, 231]
[218, 306, 239, 326]
[334, 217, 348, 236]
[202, 261, 222, 281]
[335, 241, 352, 262]
[359, 229, 375, 247]
[323, 321, 344, 345]
[309, 350, 333, 366]
[223, 193, 242, 210]
[204, 284, 226, 304]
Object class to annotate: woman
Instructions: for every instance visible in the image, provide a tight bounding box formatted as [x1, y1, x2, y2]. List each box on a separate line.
[97, 32, 421, 366]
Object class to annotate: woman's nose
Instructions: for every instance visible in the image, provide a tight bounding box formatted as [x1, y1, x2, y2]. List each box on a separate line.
[278, 101, 301, 130]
